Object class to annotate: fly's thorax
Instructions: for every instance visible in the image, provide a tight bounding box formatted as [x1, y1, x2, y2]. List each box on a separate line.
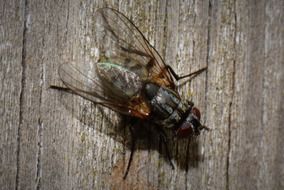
[96, 59, 144, 97]
[144, 83, 188, 127]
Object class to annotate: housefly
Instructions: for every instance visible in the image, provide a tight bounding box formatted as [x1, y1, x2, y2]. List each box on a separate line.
[50, 8, 209, 179]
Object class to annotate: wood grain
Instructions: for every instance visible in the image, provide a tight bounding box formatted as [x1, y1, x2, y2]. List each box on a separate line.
[0, 0, 25, 189]
[0, 0, 283, 190]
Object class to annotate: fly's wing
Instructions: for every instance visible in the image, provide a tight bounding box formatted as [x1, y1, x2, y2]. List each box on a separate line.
[94, 8, 175, 89]
[59, 62, 123, 107]
[59, 61, 150, 119]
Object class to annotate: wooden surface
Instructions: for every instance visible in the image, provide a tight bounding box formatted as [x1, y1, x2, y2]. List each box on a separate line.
[1, 0, 283, 190]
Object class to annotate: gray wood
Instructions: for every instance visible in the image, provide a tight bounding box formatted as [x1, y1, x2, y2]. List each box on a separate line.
[229, 0, 284, 189]
[0, 0, 25, 190]
[0, 0, 283, 190]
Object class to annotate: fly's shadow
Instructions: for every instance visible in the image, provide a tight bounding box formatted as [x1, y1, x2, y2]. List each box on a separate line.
[52, 88, 203, 173]
[122, 117, 203, 172]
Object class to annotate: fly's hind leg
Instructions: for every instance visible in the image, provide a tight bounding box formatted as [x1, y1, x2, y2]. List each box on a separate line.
[156, 126, 175, 169]
[123, 119, 138, 179]
[166, 65, 207, 81]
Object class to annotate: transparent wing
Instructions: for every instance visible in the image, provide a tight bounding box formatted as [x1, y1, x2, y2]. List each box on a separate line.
[94, 8, 175, 88]
[59, 60, 150, 119]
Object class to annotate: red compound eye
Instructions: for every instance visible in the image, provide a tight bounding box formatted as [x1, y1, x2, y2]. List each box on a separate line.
[191, 107, 201, 120]
[176, 123, 193, 138]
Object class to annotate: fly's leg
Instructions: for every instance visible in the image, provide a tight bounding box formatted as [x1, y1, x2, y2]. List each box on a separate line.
[166, 65, 207, 81]
[161, 134, 175, 169]
[156, 126, 175, 169]
[123, 122, 137, 179]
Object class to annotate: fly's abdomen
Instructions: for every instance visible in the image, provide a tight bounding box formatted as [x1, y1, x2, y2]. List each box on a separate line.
[144, 83, 187, 127]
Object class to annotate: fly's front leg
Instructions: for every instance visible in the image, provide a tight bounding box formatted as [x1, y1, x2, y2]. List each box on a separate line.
[166, 65, 207, 81]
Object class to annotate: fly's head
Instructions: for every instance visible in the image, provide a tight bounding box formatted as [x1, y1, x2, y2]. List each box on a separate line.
[175, 101, 209, 138]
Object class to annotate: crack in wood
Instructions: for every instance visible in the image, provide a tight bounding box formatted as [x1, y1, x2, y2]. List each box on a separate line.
[226, 1, 237, 190]
[226, 96, 233, 190]
[16, 0, 28, 189]
[35, 118, 43, 190]
[161, 0, 169, 60]
[205, 0, 212, 122]
[35, 38, 44, 190]
[65, 0, 70, 38]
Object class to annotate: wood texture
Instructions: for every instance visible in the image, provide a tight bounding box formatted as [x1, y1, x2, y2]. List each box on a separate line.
[0, 0, 283, 190]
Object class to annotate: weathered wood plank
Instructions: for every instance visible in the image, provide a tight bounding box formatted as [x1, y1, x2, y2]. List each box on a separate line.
[1, 0, 283, 190]
[229, 0, 284, 190]
[14, 0, 48, 189]
[200, 0, 236, 189]
[0, 0, 25, 190]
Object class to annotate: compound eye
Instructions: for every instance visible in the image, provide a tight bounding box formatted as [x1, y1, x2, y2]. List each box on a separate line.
[176, 123, 193, 138]
[192, 107, 201, 120]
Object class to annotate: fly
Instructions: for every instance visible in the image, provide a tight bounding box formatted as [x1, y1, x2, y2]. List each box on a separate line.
[50, 8, 209, 179]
